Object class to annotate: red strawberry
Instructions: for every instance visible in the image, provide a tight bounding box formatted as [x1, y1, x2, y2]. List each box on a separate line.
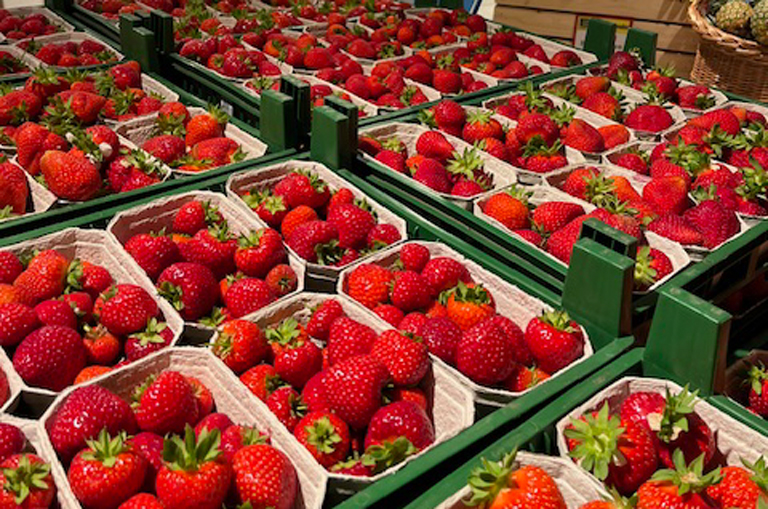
[415, 131, 455, 162]
[325, 354, 389, 429]
[532, 202, 585, 234]
[635, 247, 674, 291]
[40, 150, 102, 202]
[287, 221, 339, 264]
[0, 160, 28, 216]
[13, 325, 86, 391]
[0, 251, 23, 284]
[421, 256, 471, 297]
[125, 232, 180, 281]
[747, 364, 768, 417]
[97, 284, 158, 336]
[364, 401, 435, 459]
[390, 270, 430, 312]
[515, 113, 559, 145]
[232, 444, 297, 509]
[301, 371, 329, 413]
[224, 278, 276, 318]
[373, 304, 405, 327]
[142, 135, 186, 165]
[327, 316, 378, 366]
[240, 364, 286, 402]
[68, 429, 148, 509]
[683, 200, 740, 249]
[220, 425, 268, 463]
[346, 263, 393, 309]
[0, 303, 38, 346]
[327, 203, 376, 250]
[399, 243, 431, 272]
[274, 336, 323, 389]
[456, 316, 515, 385]
[119, 494, 164, 509]
[34, 299, 76, 328]
[294, 411, 351, 468]
[688, 109, 741, 135]
[421, 316, 462, 364]
[523, 310, 584, 373]
[134, 371, 198, 435]
[265, 264, 297, 298]
[648, 215, 703, 246]
[266, 386, 306, 429]
[0, 424, 24, 463]
[371, 329, 429, 386]
[625, 105, 674, 133]
[367, 224, 401, 249]
[177, 225, 237, 279]
[212, 319, 268, 373]
[234, 229, 286, 278]
[49, 385, 138, 462]
[194, 413, 233, 438]
[564, 119, 605, 153]
[157, 262, 220, 321]
[307, 299, 345, 341]
[0, 454, 56, 509]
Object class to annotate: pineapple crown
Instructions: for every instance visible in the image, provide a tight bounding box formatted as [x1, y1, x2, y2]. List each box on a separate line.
[635, 245, 660, 287]
[163, 425, 223, 472]
[463, 449, 519, 507]
[361, 437, 418, 475]
[82, 428, 131, 467]
[564, 402, 625, 481]
[305, 416, 344, 454]
[650, 450, 721, 495]
[1, 455, 51, 505]
[654, 385, 698, 443]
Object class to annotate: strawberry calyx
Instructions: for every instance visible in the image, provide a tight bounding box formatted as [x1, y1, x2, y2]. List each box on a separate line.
[305, 416, 343, 454]
[1, 455, 51, 505]
[199, 307, 229, 328]
[239, 426, 268, 447]
[748, 363, 768, 396]
[41, 96, 82, 136]
[381, 137, 405, 154]
[446, 147, 485, 182]
[361, 436, 418, 474]
[201, 200, 223, 226]
[584, 173, 620, 206]
[462, 449, 519, 507]
[693, 93, 716, 111]
[538, 309, 577, 333]
[82, 429, 130, 467]
[131, 374, 157, 408]
[0, 206, 17, 220]
[650, 450, 721, 495]
[564, 403, 625, 481]
[547, 82, 581, 104]
[123, 149, 167, 178]
[522, 137, 562, 158]
[651, 386, 697, 443]
[237, 230, 266, 249]
[439, 281, 490, 306]
[635, 246, 659, 287]
[155, 113, 186, 137]
[295, 169, 328, 194]
[64, 259, 86, 292]
[131, 318, 169, 347]
[664, 141, 711, 176]
[265, 317, 304, 347]
[315, 240, 347, 266]
[502, 184, 532, 207]
[417, 109, 437, 129]
[163, 425, 223, 472]
[158, 281, 185, 312]
[206, 104, 230, 126]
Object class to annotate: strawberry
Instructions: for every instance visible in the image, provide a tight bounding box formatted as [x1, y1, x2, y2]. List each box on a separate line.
[68, 429, 148, 509]
[97, 284, 158, 336]
[49, 385, 138, 462]
[327, 316, 378, 366]
[239, 364, 286, 401]
[34, 298, 76, 328]
[185, 107, 227, 146]
[190, 137, 244, 167]
[399, 243, 431, 272]
[524, 310, 584, 373]
[265, 264, 297, 297]
[482, 189, 530, 230]
[706, 460, 768, 508]
[346, 263, 393, 309]
[583, 92, 623, 121]
[12, 249, 69, 304]
[40, 150, 101, 201]
[684, 199, 739, 249]
[635, 247, 674, 290]
[565, 403, 658, 495]
[141, 135, 186, 164]
[462, 110, 503, 144]
[599, 125, 631, 150]
[15, 123, 67, 176]
[532, 202, 585, 234]
[232, 444, 297, 509]
[173, 201, 223, 236]
[156, 427, 232, 509]
[373, 304, 405, 327]
[0, 303, 38, 346]
[177, 225, 237, 279]
[301, 371, 329, 413]
[503, 365, 550, 392]
[420, 316, 461, 364]
[432, 69, 462, 94]
[462, 450, 566, 508]
[157, 262, 220, 321]
[625, 105, 674, 133]
[125, 231, 180, 281]
[367, 224, 401, 249]
[615, 151, 649, 174]
[123, 318, 171, 362]
[415, 131, 455, 162]
[13, 325, 86, 391]
[286, 221, 339, 264]
[223, 278, 276, 318]
[234, 229, 285, 278]
[0, 251, 22, 284]
[642, 176, 689, 216]
[445, 282, 495, 331]
[243, 190, 287, 228]
[220, 425, 268, 463]
[747, 364, 768, 416]
[134, 371, 198, 435]
[363, 400, 434, 465]
[212, 319, 268, 373]
[119, 494, 164, 509]
[455, 316, 515, 384]
[0, 90, 42, 126]
[294, 411, 350, 468]
[564, 167, 600, 200]
[325, 354, 389, 429]
[564, 119, 605, 153]
[515, 113, 559, 145]
[0, 160, 28, 216]
[274, 334, 323, 389]
[194, 413, 233, 438]
[575, 76, 610, 100]
[676, 85, 715, 110]
[635, 451, 720, 509]
[0, 424, 24, 463]
[648, 215, 703, 246]
[266, 386, 306, 429]
[280, 205, 319, 239]
[371, 329, 429, 386]
[306, 299, 345, 341]
[433, 100, 466, 133]
[375, 150, 407, 173]
[0, 454, 56, 509]
[413, 158, 452, 193]
[327, 203, 376, 250]
[390, 270, 430, 312]
[688, 108, 741, 136]
[421, 257, 471, 297]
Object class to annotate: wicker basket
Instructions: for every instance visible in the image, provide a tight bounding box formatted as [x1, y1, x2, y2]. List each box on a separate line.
[689, 0, 768, 101]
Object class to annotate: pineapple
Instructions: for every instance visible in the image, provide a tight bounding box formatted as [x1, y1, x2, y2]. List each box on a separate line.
[716, 0, 753, 36]
[752, 0, 768, 43]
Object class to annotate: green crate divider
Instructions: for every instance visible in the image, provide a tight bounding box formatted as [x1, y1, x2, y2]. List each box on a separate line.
[583, 19, 617, 61]
[624, 27, 658, 66]
[708, 395, 768, 435]
[260, 90, 298, 152]
[310, 106, 354, 170]
[339, 348, 644, 509]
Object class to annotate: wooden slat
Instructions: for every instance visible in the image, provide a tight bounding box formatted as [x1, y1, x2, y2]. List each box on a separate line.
[495, 0, 690, 24]
[634, 21, 699, 53]
[493, 6, 576, 39]
[657, 50, 696, 76]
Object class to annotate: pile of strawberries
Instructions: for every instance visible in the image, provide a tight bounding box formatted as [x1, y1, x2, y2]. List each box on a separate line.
[240, 168, 403, 266]
[0, 422, 57, 509]
[48, 370, 300, 509]
[77, 0, 144, 20]
[0, 247, 177, 391]
[136, 105, 250, 173]
[0, 9, 64, 40]
[343, 10, 465, 53]
[0, 49, 29, 76]
[215, 300, 439, 476]
[179, 35, 284, 81]
[343, 243, 586, 392]
[564, 386, 768, 509]
[17, 36, 119, 67]
[118, 199, 298, 325]
[489, 86, 632, 154]
[362, 128, 499, 198]
[383, 52, 491, 95]
[304, 80, 368, 115]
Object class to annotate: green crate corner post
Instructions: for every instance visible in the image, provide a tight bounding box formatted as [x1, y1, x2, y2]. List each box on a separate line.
[150, 10, 174, 55]
[624, 28, 658, 67]
[45, 0, 72, 14]
[562, 218, 636, 340]
[260, 90, 297, 152]
[644, 287, 732, 395]
[280, 76, 311, 141]
[310, 106, 355, 170]
[583, 19, 617, 62]
[326, 95, 358, 157]
[119, 16, 159, 73]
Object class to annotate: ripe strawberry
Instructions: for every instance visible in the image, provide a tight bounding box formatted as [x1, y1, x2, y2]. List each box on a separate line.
[373, 304, 405, 327]
[635, 247, 674, 291]
[399, 243, 431, 273]
[303, 300, 343, 342]
[482, 190, 530, 230]
[0, 251, 22, 284]
[0, 303, 38, 347]
[49, 385, 138, 462]
[413, 158, 452, 193]
[134, 371, 198, 435]
[747, 364, 768, 416]
[524, 310, 584, 374]
[239, 364, 286, 401]
[68, 429, 148, 509]
[212, 319, 268, 374]
[688, 108, 741, 136]
[641, 176, 689, 216]
[141, 135, 186, 165]
[419, 316, 461, 364]
[119, 494, 164, 509]
[220, 424, 268, 463]
[325, 354, 389, 429]
[173, 201, 222, 235]
[327, 316, 378, 366]
[280, 205, 319, 240]
[433, 100, 466, 133]
[624, 105, 674, 133]
[124, 232, 180, 281]
[583, 92, 622, 121]
[515, 113, 560, 145]
[616, 152, 649, 174]
[327, 203, 376, 250]
[421, 257, 471, 297]
[389, 271, 430, 313]
[371, 329, 429, 386]
[599, 125, 631, 150]
[676, 85, 715, 110]
[0, 160, 28, 216]
[415, 131, 455, 162]
[266, 386, 306, 429]
[565, 403, 658, 495]
[367, 224, 402, 249]
[503, 365, 550, 392]
[232, 444, 297, 509]
[294, 411, 350, 468]
[575, 76, 610, 100]
[683, 200, 740, 249]
[194, 413, 233, 439]
[265, 264, 297, 297]
[706, 460, 768, 509]
[82, 324, 119, 365]
[635, 451, 720, 509]
[346, 263, 393, 309]
[532, 202, 585, 234]
[286, 220, 339, 264]
[445, 282, 495, 331]
[185, 108, 227, 147]
[455, 316, 515, 384]
[234, 229, 285, 279]
[274, 170, 329, 209]
[243, 190, 287, 228]
[0, 454, 56, 509]
[40, 150, 101, 202]
[0, 424, 24, 463]
[647, 215, 703, 246]
[223, 278, 276, 318]
[564, 119, 605, 153]
[274, 337, 323, 389]
[97, 284, 158, 336]
[462, 110, 503, 144]
[156, 427, 232, 509]
[157, 262, 220, 321]
[432, 69, 462, 94]
[364, 400, 435, 460]
[177, 225, 237, 279]
[13, 325, 86, 391]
